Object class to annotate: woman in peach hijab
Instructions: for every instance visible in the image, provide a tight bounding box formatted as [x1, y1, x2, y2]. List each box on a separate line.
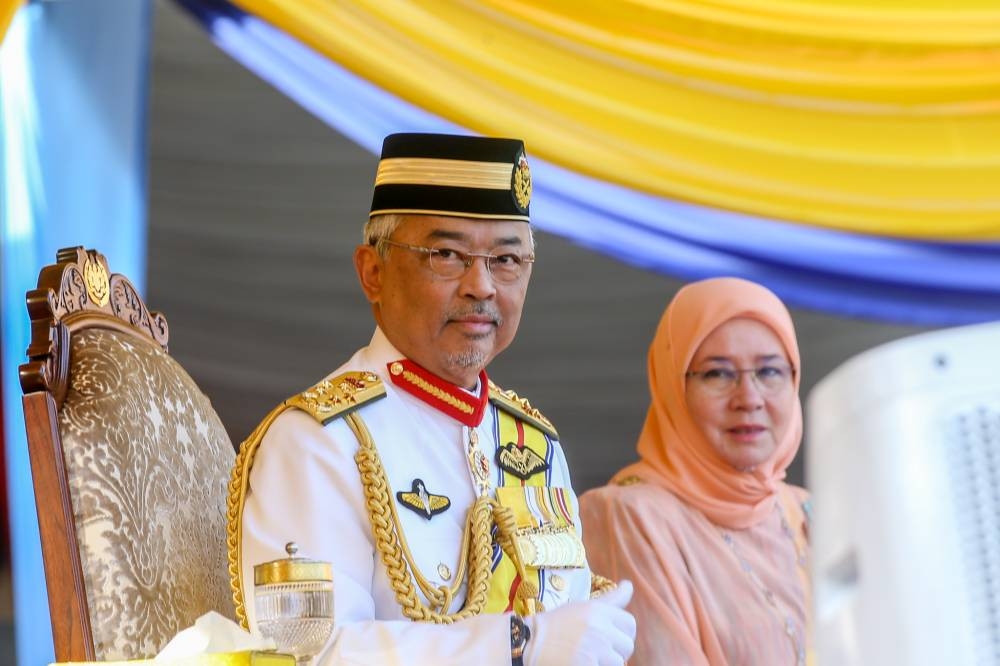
[580, 277, 810, 666]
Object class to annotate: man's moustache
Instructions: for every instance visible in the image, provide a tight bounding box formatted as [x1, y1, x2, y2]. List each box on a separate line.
[447, 305, 502, 326]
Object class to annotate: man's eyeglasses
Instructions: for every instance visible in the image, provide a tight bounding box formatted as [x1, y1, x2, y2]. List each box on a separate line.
[377, 238, 535, 283]
[685, 364, 795, 396]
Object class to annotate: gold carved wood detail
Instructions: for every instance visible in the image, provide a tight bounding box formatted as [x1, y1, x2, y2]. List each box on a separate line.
[20, 247, 169, 406]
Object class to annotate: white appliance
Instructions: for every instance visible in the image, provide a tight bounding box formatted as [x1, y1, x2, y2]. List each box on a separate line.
[807, 321, 1000, 666]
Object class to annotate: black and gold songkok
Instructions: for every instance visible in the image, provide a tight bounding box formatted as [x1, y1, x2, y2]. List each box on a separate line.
[369, 133, 532, 222]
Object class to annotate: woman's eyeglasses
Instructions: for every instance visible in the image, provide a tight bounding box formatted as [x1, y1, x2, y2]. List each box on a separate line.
[685, 364, 795, 395]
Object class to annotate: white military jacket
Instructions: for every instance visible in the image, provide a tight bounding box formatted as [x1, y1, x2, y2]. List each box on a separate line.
[241, 328, 593, 665]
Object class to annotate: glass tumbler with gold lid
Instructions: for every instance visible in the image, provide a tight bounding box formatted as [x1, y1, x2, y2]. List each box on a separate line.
[254, 542, 334, 665]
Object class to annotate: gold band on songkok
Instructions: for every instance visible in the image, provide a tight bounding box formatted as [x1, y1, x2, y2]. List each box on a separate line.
[375, 158, 516, 190]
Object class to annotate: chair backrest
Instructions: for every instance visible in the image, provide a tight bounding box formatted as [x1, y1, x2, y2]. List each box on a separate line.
[19, 247, 237, 662]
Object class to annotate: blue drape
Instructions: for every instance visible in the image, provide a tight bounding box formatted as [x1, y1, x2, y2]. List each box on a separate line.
[177, 0, 1000, 326]
[0, 2, 151, 663]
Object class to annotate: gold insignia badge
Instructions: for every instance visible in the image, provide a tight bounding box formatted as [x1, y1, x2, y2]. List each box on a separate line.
[83, 256, 110, 307]
[496, 442, 549, 480]
[512, 153, 531, 212]
[397, 478, 451, 520]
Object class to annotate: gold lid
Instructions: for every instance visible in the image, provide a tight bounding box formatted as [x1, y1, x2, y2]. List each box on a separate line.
[254, 542, 333, 586]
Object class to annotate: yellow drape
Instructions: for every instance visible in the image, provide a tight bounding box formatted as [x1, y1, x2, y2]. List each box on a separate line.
[233, 0, 1000, 239]
[0, 0, 21, 47]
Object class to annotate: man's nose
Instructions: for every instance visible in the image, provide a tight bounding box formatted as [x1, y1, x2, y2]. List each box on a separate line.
[458, 256, 497, 299]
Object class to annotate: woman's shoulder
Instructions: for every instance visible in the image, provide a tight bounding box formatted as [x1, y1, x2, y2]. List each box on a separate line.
[580, 482, 707, 571]
[781, 481, 810, 505]
[780, 481, 812, 529]
[579, 479, 695, 523]
[580, 477, 672, 503]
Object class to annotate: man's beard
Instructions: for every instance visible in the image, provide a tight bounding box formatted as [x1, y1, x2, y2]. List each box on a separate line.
[445, 348, 488, 370]
[441, 302, 503, 372]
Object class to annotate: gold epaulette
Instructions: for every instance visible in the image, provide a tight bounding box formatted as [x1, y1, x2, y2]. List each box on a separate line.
[286, 371, 386, 425]
[229, 370, 386, 628]
[488, 381, 558, 439]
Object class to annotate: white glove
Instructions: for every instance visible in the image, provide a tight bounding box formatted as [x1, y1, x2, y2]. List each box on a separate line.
[523, 579, 636, 666]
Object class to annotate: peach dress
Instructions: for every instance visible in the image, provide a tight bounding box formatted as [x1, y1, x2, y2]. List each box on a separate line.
[580, 278, 810, 666]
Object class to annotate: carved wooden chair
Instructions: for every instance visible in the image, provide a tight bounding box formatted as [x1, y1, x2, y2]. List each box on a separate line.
[19, 247, 237, 661]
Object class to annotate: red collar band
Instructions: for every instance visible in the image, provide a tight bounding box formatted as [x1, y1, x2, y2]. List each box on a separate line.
[387, 359, 489, 427]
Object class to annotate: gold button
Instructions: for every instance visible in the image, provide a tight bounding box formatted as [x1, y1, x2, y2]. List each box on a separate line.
[469, 430, 478, 446]
[437, 563, 452, 581]
[550, 574, 566, 591]
[390, 362, 404, 376]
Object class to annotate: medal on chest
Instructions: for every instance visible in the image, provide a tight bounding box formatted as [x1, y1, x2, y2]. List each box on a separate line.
[467, 429, 491, 496]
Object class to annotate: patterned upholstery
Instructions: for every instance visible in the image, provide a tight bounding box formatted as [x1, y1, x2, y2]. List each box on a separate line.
[58, 327, 235, 660]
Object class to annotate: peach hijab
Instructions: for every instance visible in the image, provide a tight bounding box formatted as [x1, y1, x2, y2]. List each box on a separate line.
[614, 277, 802, 530]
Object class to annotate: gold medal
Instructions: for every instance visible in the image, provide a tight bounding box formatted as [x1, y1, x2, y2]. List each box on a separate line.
[468, 430, 490, 495]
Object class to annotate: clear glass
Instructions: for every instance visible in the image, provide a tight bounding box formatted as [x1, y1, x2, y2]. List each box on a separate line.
[686, 364, 795, 395]
[377, 238, 535, 282]
[255, 580, 334, 665]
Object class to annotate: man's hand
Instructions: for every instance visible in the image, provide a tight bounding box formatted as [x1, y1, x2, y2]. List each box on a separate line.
[523, 580, 636, 666]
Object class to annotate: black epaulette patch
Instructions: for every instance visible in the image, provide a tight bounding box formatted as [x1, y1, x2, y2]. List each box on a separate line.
[488, 381, 558, 439]
[286, 371, 386, 425]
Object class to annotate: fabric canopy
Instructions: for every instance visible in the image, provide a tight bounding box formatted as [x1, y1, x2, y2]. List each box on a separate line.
[227, 0, 1000, 240]
[0, 0, 22, 45]
[175, 0, 1000, 325]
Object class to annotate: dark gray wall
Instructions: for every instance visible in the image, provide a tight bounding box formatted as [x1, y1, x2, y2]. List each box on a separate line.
[147, 0, 931, 490]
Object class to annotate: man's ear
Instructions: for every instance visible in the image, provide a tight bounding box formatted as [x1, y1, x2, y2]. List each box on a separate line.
[354, 244, 383, 304]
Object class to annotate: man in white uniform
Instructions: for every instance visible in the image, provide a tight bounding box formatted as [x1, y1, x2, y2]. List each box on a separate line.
[234, 133, 636, 665]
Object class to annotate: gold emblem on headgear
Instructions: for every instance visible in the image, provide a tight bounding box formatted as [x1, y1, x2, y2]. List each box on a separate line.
[512, 154, 531, 211]
[83, 256, 110, 307]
